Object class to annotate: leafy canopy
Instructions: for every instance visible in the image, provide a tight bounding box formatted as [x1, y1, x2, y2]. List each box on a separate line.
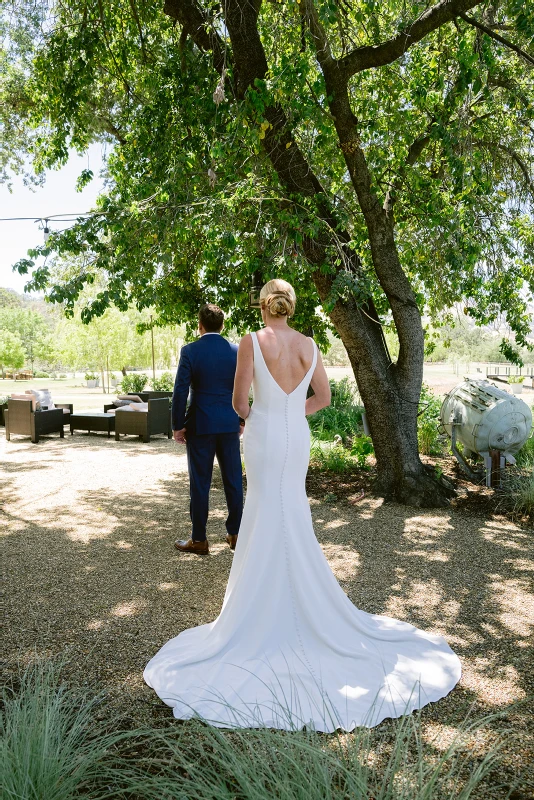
[4, 0, 534, 356]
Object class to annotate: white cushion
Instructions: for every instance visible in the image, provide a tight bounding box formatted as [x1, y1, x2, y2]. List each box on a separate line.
[25, 388, 55, 409]
[118, 394, 143, 403]
[128, 402, 149, 412]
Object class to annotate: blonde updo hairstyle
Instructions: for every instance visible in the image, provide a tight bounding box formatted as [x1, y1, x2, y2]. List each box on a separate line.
[259, 279, 296, 319]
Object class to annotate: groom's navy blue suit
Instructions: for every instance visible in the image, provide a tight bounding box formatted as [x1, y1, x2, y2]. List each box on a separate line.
[172, 333, 243, 542]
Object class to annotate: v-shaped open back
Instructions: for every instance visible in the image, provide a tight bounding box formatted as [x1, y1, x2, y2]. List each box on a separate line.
[251, 331, 317, 398]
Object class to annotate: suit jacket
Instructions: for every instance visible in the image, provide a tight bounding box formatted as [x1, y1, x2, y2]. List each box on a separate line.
[172, 334, 240, 435]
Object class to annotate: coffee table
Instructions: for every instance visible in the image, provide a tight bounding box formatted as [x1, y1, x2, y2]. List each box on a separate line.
[70, 412, 115, 437]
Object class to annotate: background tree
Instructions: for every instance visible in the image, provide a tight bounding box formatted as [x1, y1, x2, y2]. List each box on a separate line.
[0, 288, 23, 309]
[0, 329, 26, 377]
[4, 0, 534, 505]
[0, 307, 56, 372]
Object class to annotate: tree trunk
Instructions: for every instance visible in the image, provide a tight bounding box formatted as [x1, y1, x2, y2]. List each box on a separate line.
[313, 275, 454, 506]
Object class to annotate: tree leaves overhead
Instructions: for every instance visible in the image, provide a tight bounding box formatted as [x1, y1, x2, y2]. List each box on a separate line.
[4, 0, 534, 354]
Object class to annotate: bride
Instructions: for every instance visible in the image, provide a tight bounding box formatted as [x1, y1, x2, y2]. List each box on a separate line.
[144, 279, 461, 731]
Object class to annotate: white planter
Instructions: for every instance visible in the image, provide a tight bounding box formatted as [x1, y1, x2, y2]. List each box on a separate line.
[511, 383, 523, 395]
[86, 380, 98, 388]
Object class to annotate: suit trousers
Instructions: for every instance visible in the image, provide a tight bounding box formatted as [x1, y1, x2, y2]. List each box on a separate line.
[186, 431, 243, 542]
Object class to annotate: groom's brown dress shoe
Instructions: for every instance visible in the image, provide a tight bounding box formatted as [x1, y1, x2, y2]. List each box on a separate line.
[174, 538, 209, 554]
[226, 534, 238, 551]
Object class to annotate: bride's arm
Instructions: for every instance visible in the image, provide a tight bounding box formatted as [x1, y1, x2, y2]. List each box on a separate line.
[305, 349, 331, 416]
[233, 334, 254, 420]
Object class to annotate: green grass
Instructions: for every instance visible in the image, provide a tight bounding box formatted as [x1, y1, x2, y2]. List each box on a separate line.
[515, 431, 534, 469]
[1, 660, 517, 800]
[503, 425, 534, 519]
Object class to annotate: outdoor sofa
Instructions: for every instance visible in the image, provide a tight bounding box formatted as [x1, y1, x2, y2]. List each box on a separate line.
[104, 397, 172, 443]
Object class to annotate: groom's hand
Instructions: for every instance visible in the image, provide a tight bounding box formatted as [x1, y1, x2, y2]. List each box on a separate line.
[173, 428, 187, 444]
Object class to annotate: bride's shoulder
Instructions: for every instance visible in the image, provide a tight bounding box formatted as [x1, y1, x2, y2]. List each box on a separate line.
[237, 332, 254, 351]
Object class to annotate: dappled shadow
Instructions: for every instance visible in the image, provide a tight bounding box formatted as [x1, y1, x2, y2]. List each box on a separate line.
[2, 436, 234, 718]
[311, 497, 533, 726]
[2, 432, 533, 790]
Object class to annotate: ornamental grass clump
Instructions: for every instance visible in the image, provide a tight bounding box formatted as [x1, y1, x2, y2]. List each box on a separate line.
[1, 661, 141, 800]
[2, 660, 518, 800]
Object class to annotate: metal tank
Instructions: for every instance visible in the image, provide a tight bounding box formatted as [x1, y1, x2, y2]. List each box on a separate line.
[440, 379, 532, 483]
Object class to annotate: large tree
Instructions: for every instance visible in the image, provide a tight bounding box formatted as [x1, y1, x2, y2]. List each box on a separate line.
[4, 0, 534, 505]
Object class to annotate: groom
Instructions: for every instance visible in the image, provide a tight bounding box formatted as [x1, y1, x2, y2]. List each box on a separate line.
[172, 304, 243, 554]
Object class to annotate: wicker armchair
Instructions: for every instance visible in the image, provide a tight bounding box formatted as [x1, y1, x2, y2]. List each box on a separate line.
[54, 403, 73, 425]
[114, 398, 172, 443]
[5, 399, 65, 443]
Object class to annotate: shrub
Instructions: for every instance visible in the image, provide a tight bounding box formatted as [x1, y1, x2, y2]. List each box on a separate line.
[508, 375, 525, 384]
[309, 377, 363, 443]
[84, 372, 98, 381]
[351, 435, 374, 468]
[120, 372, 148, 393]
[310, 440, 356, 473]
[418, 383, 446, 456]
[34, 371, 50, 378]
[151, 371, 174, 391]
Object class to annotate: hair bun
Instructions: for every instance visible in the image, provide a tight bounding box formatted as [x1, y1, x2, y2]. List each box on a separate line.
[266, 292, 293, 317]
[260, 280, 297, 318]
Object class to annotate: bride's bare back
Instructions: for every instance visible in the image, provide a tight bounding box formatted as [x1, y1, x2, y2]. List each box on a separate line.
[256, 327, 314, 395]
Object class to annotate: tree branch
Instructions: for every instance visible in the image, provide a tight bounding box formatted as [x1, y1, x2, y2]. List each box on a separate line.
[458, 12, 534, 67]
[383, 134, 431, 215]
[476, 140, 534, 197]
[338, 0, 484, 78]
[163, 0, 226, 74]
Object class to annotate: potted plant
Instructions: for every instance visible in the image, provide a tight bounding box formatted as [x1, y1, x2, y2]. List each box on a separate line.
[0, 394, 9, 427]
[85, 372, 99, 388]
[508, 375, 525, 395]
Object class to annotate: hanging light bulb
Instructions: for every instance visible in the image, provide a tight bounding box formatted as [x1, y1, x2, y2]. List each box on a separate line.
[43, 219, 50, 242]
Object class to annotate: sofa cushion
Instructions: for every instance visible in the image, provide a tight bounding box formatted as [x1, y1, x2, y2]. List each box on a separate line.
[118, 394, 143, 403]
[11, 394, 38, 411]
[129, 402, 149, 412]
[26, 389, 55, 409]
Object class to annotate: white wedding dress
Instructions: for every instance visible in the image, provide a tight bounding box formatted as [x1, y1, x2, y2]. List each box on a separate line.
[144, 332, 461, 730]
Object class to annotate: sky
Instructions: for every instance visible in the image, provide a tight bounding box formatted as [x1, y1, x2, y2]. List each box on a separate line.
[0, 143, 107, 295]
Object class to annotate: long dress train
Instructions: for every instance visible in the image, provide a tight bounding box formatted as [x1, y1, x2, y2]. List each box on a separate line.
[144, 332, 461, 731]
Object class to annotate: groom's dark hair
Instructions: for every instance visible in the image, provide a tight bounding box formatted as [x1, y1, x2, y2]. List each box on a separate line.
[199, 303, 224, 332]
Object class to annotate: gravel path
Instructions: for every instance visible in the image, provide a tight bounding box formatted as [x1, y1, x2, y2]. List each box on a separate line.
[2, 431, 533, 793]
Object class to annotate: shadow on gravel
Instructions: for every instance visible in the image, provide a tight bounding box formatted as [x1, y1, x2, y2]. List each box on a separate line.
[2, 442, 533, 793]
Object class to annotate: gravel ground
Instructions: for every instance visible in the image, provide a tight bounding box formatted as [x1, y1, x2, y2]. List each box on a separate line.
[1, 430, 533, 795]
